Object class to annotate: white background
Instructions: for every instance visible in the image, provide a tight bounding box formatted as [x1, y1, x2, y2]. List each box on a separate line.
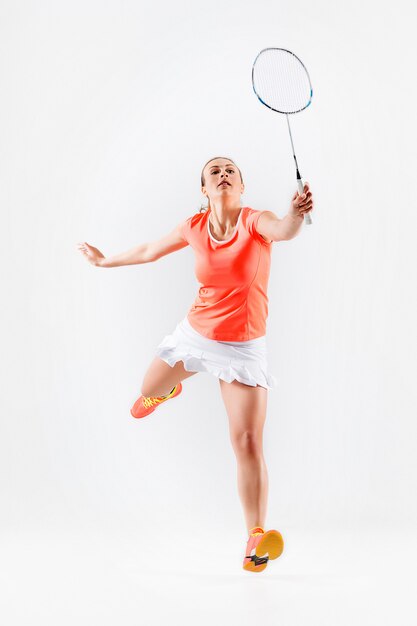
[1, 0, 417, 623]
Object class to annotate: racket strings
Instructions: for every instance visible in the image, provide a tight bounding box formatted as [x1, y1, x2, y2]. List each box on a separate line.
[252, 49, 312, 114]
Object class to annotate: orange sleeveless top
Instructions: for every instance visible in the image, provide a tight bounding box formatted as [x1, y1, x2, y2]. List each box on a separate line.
[179, 206, 273, 341]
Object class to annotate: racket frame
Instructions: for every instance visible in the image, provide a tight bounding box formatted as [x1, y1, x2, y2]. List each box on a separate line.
[252, 47, 313, 225]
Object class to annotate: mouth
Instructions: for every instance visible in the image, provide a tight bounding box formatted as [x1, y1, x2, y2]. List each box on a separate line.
[218, 181, 231, 187]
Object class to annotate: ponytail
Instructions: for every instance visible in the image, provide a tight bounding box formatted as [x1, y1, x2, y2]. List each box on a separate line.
[199, 197, 210, 213]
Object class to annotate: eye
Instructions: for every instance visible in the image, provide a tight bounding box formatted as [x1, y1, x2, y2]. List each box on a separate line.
[227, 169, 234, 173]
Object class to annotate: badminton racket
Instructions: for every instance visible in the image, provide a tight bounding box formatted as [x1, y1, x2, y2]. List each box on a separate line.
[252, 47, 313, 225]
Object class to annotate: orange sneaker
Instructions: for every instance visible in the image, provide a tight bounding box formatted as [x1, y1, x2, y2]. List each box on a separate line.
[242, 526, 284, 572]
[130, 382, 183, 419]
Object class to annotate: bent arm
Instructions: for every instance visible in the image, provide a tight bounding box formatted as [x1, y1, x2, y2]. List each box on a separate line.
[256, 211, 288, 242]
[256, 210, 303, 242]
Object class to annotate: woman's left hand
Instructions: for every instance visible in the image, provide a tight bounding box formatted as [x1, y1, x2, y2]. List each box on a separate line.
[289, 182, 314, 219]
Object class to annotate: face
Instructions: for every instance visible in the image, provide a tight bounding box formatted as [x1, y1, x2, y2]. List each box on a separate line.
[201, 158, 244, 206]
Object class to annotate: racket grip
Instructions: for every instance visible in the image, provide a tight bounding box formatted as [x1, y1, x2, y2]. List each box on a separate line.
[297, 178, 313, 225]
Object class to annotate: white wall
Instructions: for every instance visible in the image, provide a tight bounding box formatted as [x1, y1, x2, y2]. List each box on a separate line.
[1, 0, 416, 537]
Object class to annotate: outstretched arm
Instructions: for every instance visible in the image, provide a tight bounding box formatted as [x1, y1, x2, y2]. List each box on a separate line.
[77, 241, 150, 268]
[146, 222, 189, 262]
[76, 222, 188, 268]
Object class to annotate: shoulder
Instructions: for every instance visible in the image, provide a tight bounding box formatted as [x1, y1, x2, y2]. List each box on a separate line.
[180, 208, 208, 225]
[243, 207, 275, 244]
[179, 209, 208, 241]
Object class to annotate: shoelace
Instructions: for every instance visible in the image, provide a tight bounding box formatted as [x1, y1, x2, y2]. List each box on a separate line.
[142, 387, 175, 409]
[142, 395, 164, 408]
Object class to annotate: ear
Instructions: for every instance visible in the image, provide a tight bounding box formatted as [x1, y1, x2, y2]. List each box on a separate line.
[201, 186, 207, 196]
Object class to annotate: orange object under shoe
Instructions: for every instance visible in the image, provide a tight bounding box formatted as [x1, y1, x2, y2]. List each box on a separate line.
[242, 526, 284, 572]
[130, 382, 183, 419]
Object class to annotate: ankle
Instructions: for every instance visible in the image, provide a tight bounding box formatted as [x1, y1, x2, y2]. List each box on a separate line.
[160, 386, 176, 398]
[248, 526, 265, 536]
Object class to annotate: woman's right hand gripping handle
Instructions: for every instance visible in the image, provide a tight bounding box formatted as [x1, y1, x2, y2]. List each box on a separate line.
[77, 242, 106, 267]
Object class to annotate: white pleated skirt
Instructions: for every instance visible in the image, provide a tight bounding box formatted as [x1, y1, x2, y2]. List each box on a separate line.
[155, 316, 278, 390]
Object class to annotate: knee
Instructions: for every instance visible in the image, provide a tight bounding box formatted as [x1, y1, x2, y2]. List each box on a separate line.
[231, 431, 263, 457]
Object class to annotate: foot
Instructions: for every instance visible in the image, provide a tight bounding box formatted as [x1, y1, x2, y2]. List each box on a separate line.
[130, 382, 183, 419]
[242, 526, 284, 572]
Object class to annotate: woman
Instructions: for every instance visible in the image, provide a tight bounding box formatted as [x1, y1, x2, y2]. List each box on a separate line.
[77, 156, 314, 573]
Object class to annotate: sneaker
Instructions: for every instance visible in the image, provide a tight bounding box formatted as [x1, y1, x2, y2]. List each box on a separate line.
[242, 526, 284, 572]
[130, 382, 183, 419]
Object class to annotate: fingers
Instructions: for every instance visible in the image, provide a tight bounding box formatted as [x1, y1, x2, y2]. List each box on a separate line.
[77, 242, 92, 254]
[296, 184, 314, 214]
[299, 182, 310, 198]
[299, 201, 313, 215]
[297, 190, 312, 206]
[77, 242, 93, 259]
[294, 183, 311, 203]
[296, 182, 310, 197]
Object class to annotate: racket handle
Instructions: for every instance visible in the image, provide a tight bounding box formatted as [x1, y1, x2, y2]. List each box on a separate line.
[297, 178, 312, 225]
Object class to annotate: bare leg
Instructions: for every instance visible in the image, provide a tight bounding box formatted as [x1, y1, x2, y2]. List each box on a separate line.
[141, 356, 198, 398]
[235, 445, 269, 533]
[219, 379, 269, 534]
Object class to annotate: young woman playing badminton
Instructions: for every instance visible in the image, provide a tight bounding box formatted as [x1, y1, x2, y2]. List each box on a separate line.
[77, 156, 314, 573]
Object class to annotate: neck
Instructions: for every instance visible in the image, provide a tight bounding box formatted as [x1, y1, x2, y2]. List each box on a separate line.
[209, 200, 242, 233]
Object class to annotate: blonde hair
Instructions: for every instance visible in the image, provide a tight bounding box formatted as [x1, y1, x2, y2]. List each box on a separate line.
[199, 156, 244, 213]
